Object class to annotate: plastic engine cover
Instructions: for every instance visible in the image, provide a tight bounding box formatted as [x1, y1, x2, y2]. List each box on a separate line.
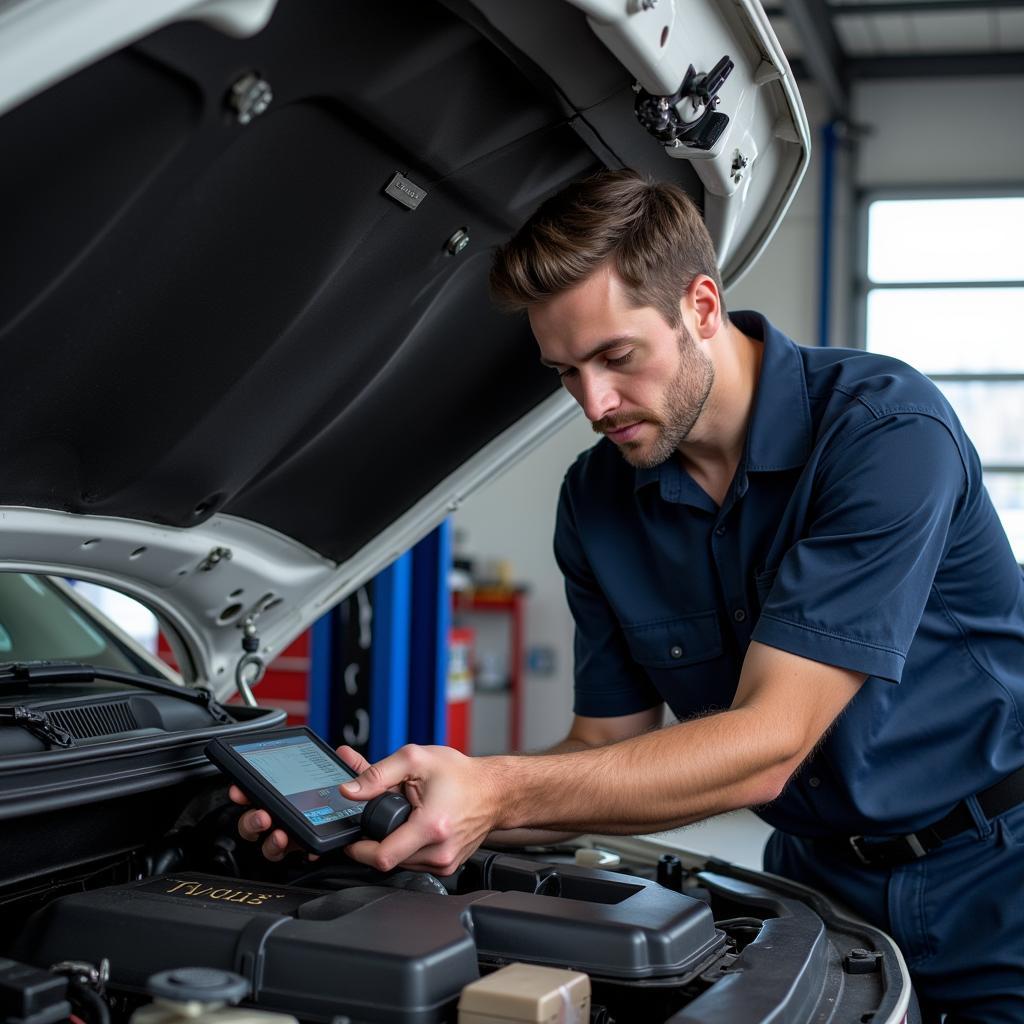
[16, 865, 726, 1022]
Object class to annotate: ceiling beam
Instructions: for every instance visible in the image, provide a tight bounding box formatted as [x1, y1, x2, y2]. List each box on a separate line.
[766, 0, 1024, 14]
[835, 0, 1024, 12]
[849, 51, 1024, 76]
[789, 50, 1024, 78]
[779, 0, 850, 116]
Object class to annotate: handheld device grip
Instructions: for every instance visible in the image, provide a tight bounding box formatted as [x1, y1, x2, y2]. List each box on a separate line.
[361, 792, 412, 841]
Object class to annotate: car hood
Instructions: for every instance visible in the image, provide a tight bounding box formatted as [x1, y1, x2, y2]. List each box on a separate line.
[0, 0, 808, 693]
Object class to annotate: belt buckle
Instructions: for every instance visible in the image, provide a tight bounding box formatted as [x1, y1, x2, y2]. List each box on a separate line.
[848, 835, 871, 865]
[849, 833, 928, 867]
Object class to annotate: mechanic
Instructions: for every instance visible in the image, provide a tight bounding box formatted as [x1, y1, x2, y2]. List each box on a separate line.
[235, 170, 1024, 1022]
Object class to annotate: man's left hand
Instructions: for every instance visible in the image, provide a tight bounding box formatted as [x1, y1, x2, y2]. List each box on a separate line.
[341, 745, 502, 875]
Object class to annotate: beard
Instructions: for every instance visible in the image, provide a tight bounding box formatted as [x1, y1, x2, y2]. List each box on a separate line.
[593, 324, 715, 469]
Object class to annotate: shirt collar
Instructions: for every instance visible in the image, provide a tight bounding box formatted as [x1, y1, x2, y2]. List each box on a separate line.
[634, 310, 812, 499]
[733, 311, 813, 472]
[634, 461, 665, 494]
[634, 455, 717, 511]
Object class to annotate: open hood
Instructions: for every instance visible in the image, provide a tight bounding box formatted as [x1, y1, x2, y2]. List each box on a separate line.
[0, 0, 808, 693]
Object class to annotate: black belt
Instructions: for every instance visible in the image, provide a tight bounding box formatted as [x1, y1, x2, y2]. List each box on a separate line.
[814, 764, 1024, 869]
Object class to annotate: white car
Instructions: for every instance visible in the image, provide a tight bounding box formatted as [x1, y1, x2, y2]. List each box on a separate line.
[0, 1, 916, 1021]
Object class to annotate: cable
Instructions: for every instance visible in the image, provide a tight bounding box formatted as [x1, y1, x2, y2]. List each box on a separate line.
[69, 985, 111, 1024]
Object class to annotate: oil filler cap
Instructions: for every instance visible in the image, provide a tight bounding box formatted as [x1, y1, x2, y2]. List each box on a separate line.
[147, 968, 249, 1005]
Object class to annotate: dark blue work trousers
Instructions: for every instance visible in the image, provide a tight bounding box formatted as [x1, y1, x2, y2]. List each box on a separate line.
[764, 800, 1024, 1023]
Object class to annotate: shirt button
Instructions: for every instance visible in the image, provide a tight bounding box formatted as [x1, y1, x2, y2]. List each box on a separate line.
[670, 645, 684, 659]
[808, 776, 821, 788]
[733, 608, 747, 623]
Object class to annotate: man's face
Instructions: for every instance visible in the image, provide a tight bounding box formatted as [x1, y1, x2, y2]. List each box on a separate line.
[529, 265, 714, 469]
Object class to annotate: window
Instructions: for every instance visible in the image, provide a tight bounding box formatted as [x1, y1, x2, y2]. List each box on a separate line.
[0, 573, 162, 676]
[861, 193, 1024, 560]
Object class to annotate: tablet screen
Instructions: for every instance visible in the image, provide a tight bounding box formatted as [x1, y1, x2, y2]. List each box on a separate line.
[234, 734, 363, 828]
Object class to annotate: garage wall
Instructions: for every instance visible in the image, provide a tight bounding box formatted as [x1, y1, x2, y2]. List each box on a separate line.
[453, 73, 1024, 756]
[727, 84, 854, 348]
[854, 76, 1024, 189]
[848, 74, 1024, 344]
[454, 408, 594, 753]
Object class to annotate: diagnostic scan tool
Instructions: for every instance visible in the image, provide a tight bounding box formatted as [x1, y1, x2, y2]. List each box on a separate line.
[205, 726, 411, 852]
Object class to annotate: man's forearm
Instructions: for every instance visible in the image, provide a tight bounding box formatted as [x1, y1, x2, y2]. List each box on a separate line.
[339, 644, 862, 877]
[487, 706, 792, 835]
[484, 735, 595, 846]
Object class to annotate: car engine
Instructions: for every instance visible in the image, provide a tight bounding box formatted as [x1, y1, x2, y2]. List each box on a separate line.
[0, 669, 912, 1024]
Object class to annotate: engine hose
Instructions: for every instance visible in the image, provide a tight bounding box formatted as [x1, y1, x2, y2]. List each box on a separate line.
[69, 985, 111, 1024]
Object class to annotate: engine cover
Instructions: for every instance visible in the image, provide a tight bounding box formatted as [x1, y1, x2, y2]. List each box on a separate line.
[16, 865, 726, 1023]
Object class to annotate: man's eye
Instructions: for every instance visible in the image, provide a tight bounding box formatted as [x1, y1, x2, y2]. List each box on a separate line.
[557, 367, 577, 379]
[606, 351, 633, 367]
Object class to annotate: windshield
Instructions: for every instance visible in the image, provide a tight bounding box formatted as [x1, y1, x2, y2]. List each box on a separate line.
[0, 573, 162, 677]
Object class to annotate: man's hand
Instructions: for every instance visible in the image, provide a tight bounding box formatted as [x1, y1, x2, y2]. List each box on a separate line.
[229, 744, 371, 862]
[340, 744, 502, 876]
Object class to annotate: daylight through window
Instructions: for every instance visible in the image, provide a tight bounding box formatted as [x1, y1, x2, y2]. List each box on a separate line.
[863, 195, 1024, 561]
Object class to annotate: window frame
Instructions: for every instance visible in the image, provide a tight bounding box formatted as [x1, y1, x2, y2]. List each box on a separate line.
[854, 185, 1024, 557]
[853, 183, 1024, 343]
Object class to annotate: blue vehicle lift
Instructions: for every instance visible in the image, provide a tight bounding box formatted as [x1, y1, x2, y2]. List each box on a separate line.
[308, 521, 451, 759]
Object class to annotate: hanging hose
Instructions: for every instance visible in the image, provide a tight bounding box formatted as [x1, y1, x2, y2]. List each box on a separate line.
[234, 653, 263, 708]
[234, 618, 264, 707]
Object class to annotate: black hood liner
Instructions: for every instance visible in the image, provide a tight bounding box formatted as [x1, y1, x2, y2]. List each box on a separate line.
[0, 1, 678, 562]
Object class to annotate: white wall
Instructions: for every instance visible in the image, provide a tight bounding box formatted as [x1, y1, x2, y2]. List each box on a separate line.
[727, 82, 854, 345]
[454, 411, 595, 752]
[854, 76, 1024, 188]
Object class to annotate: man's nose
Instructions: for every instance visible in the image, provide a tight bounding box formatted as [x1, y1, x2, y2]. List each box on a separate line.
[576, 370, 619, 423]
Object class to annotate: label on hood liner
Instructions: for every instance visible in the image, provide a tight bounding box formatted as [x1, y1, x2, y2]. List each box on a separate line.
[384, 172, 427, 210]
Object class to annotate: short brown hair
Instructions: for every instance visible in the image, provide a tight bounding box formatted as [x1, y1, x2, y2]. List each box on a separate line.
[490, 169, 725, 327]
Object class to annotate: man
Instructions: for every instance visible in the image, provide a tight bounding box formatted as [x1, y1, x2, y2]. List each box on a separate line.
[236, 170, 1024, 1021]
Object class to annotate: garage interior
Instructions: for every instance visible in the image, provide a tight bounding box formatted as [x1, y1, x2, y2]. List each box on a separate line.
[3, 1, 1022, 1021]
[56, 0, 1024, 871]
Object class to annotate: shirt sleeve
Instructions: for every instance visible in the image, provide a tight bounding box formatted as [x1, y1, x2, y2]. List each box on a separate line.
[751, 412, 967, 683]
[554, 476, 664, 717]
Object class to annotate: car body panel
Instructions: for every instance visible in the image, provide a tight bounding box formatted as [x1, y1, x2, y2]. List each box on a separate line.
[0, 0, 806, 693]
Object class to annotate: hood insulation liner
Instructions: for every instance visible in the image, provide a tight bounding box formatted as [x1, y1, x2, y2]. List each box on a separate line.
[0, 0, 615, 562]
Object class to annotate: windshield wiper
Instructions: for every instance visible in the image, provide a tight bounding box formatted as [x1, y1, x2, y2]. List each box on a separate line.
[0, 704, 75, 747]
[0, 661, 234, 725]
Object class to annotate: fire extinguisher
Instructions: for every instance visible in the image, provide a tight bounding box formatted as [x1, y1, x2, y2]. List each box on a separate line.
[446, 627, 474, 753]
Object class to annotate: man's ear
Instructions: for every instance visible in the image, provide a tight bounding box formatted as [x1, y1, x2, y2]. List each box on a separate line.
[681, 275, 723, 340]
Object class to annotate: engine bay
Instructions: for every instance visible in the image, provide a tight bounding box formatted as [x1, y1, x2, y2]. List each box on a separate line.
[0, 627, 909, 1024]
[2, 777, 910, 1024]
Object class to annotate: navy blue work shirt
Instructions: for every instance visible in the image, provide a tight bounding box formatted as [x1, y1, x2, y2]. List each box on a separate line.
[554, 311, 1024, 838]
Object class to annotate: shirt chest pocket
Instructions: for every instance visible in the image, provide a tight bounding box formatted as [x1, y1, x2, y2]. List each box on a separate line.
[622, 611, 723, 669]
